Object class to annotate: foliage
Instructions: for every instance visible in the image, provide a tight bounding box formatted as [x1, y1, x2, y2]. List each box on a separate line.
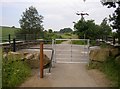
[2, 57, 31, 87]
[101, 1, 120, 44]
[100, 42, 111, 48]
[74, 19, 100, 39]
[48, 29, 53, 33]
[100, 18, 112, 41]
[19, 6, 44, 35]
[60, 28, 73, 33]
[74, 17, 112, 40]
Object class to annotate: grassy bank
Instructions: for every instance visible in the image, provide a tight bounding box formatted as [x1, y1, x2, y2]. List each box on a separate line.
[88, 57, 120, 87]
[2, 57, 31, 88]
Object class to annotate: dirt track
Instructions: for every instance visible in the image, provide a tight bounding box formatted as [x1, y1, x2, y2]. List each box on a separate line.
[19, 41, 110, 87]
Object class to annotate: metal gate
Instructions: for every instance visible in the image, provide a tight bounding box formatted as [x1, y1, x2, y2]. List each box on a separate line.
[54, 39, 89, 63]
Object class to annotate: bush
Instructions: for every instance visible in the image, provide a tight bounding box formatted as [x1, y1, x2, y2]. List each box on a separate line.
[2, 57, 31, 88]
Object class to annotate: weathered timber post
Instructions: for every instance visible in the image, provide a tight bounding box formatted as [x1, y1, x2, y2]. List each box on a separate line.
[13, 38, 16, 52]
[24, 34, 26, 41]
[113, 36, 115, 45]
[40, 42, 44, 78]
[9, 34, 11, 44]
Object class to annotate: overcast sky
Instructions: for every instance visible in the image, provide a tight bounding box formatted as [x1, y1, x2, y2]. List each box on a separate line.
[0, 0, 115, 31]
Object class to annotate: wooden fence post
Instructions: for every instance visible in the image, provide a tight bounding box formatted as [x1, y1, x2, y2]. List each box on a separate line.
[13, 38, 16, 52]
[24, 34, 26, 41]
[9, 34, 11, 44]
[40, 42, 44, 78]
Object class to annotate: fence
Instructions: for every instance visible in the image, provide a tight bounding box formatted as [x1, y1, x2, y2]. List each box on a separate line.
[1, 33, 44, 43]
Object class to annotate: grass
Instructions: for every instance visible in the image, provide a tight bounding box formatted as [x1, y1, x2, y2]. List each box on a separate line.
[59, 33, 78, 39]
[2, 56, 31, 88]
[88, 58, 120, 87]
[72, 40, 87, 45]
[55, 40, 64, 44]
[0, 26, 20, 42]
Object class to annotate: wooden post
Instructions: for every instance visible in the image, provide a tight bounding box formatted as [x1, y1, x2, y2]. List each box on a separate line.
[24, 34, 26, 41]
[40, 42, 44, 78]
[9, 34, 11, 44]
[13, 38, 16, 52]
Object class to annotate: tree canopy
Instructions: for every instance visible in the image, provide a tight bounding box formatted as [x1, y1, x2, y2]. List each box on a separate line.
[74, 19, 99, 39]
[48, 29, 53, 33]
[101, 1, 120, 43]
[19, 6, 44, 34]
[74, 17, 111, 40]
[100, 18, 112, 40]
[60, 28, 73, 33]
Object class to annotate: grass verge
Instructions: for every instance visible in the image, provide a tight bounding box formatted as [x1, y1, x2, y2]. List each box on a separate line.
[88, 58, 120, 87]
[2, 57, 31, 88]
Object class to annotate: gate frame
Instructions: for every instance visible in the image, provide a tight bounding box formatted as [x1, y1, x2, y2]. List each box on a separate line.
[54, 39, 90, 63]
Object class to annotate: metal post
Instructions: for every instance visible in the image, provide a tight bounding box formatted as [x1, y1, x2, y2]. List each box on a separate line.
[40, 42, 44, 78]
[88, 39, 90, 48]
[13, 38, 16, 52]
[55, 39, 56, 63]
[52, 39, 54, 48]
[9, 34, 11, 44]
[71, 39, 72, 62]
[52, 39, 55, 67]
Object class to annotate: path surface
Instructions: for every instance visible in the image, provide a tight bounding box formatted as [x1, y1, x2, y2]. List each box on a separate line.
[20, 63, 110, 87]
[19, 40, 110, 87]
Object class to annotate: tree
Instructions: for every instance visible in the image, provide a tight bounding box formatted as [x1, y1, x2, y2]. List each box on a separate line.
[48, 29, 53, 33]
[100, 18, 112, 41]
[19, 6, 44, 34]
[74, 18, 100, 39]
[101, 1, 120, 44]
[60, 28, 73, 33]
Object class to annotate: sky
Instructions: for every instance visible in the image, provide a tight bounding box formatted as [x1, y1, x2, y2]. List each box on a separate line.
[0, 0, 115, 31]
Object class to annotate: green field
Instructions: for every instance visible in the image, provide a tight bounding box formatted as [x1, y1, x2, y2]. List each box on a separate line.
[0, 26, 20, 42]
[60, 33, 78, 39]
[72, 40, 87, 45]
